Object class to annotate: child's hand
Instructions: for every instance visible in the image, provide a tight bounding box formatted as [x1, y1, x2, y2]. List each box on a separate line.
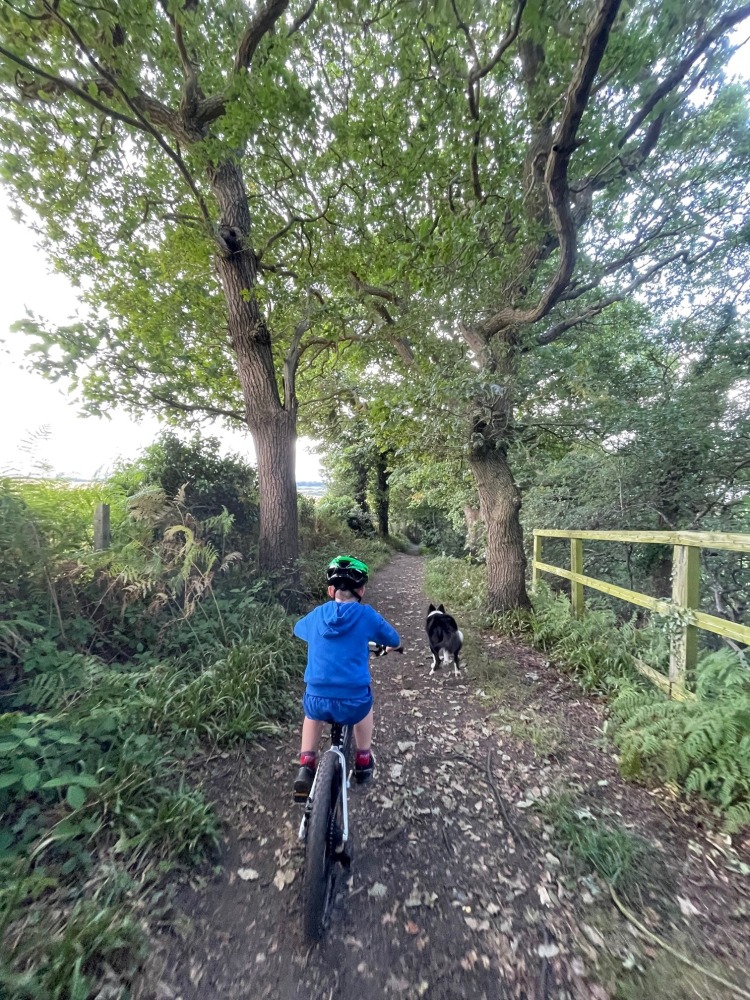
[386, 645, 404, 654]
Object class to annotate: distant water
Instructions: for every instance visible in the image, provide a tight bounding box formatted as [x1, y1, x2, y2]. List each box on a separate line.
[297, 481, 326, 498]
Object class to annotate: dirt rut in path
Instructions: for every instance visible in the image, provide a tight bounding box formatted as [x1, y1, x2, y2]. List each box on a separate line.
[139, 554, 750, 1000]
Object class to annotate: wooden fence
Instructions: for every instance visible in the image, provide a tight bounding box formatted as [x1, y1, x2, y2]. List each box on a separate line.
[532, 529, 750, 701]
[94, 503, 111, 550]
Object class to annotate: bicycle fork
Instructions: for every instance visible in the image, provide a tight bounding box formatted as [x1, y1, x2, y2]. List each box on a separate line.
[298, 746, 351, 856]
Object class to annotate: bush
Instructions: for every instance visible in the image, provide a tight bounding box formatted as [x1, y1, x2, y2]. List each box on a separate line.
[0, 440, 398, 994]
[143, 607, 305, 742]
[0, 470, 306, 995]
[398, 505, 465, 556]
[114, 431, 260, 538]
[297, 511, 391, 599]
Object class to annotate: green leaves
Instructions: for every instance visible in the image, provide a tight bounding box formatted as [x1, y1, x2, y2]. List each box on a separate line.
[66, 784, 87, 810]
[0, 717, 99, 818]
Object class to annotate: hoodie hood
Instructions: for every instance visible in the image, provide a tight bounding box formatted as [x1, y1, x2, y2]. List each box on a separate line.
[318, 600, 362, 637]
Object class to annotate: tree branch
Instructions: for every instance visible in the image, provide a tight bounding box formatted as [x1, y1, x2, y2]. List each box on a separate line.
[468, 0, 527, 86]
[536, 250, 687, 346]
[282, 298, 317, 412]
[157, 0, 198, 87]
[451, 0, 480, 67]
[454, 0, 527, 204]
[348, 272, 403, 305]
[0, 43, 144, 130]
[156, 0, 204, 129]
[147, 390, 246, 424]
[559, 220, 692, 302]
[619, 3, 750, 148]
[576, 112, 665, 202]
[288, 0, 319, 36]
[234, 0, 290, 73]
[474, 0, 623, 340]
[40, 0, 213, 228]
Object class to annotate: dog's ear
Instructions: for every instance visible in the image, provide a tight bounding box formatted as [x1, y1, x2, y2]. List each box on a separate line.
[438, 604, 445, 613]
[427, 603, 435, 613]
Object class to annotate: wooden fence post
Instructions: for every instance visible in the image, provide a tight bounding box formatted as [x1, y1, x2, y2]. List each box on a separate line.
[532, 532, 542, 592]
[669, 544, 700, 692]
[94, 503, 111, 551]
[570, 537, 584, 617]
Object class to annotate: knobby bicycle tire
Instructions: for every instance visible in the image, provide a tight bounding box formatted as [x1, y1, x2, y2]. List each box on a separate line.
[301, 751, 340, 941]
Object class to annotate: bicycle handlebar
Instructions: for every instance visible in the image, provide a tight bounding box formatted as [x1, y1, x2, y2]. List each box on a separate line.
[368, 642, 404, 656]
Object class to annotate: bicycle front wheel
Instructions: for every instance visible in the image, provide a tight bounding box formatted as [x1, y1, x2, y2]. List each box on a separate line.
[301, 751, 341, 941]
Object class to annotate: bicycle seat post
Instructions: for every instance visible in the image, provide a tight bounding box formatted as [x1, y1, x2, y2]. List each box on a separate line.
[330, 722, 344, 747]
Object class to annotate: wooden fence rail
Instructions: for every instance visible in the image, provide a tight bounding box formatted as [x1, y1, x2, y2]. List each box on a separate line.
[532, 529, 750, 701]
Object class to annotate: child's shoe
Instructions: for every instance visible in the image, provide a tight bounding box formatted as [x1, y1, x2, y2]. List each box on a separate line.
[354, 749, 375, 785]
[293, 752, 317, 802]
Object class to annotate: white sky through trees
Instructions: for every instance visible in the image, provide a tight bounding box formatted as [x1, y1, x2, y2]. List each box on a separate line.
[0, 193, 322, 481]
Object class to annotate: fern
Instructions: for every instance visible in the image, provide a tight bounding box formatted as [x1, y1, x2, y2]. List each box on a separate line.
[611, 655, 750, 832]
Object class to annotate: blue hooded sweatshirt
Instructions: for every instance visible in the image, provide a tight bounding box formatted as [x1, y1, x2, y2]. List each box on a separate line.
[293, 601, 400, 699]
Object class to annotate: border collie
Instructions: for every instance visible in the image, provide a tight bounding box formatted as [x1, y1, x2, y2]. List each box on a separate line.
[426, 604, 463, 677]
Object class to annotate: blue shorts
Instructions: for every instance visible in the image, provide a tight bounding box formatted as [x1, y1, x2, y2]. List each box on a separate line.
[303, 690, 373, 726]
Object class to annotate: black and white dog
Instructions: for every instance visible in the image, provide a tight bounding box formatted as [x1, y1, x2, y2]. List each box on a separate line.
[426, 604, 464, 677]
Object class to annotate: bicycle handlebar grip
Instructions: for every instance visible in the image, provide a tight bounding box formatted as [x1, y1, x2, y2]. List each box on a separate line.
[368, 642, 404, 655]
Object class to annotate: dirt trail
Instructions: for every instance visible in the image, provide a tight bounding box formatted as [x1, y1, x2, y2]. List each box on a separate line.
[138, 554, 750, 1000]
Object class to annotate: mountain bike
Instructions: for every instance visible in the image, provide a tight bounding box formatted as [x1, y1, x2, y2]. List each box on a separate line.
[298, 642, 402, 941]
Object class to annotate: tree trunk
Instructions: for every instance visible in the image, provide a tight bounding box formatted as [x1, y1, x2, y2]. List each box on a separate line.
[209, 158, 299, 572]
[469, 446, 530, 611]
[252, 409, 299, 570]
[353, 457, 369, 513]
[463, 504, 483, 559]
[375, 450, 390, 536]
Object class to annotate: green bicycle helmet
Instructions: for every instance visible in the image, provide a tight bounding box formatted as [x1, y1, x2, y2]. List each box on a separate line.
[326, 555, 369, 591]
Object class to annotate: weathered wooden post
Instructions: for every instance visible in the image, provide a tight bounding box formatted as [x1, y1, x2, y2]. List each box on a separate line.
[669, 544, 700, 692]
[570, 537, 584, 618]
[532, 532, 542, 592]
[94, 503, 111, 550]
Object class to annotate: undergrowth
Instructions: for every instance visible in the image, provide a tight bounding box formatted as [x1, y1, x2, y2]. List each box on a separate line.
[538, 791, 670, 907]
[0, 454, 388, 998]
[611, 657, 750, 833]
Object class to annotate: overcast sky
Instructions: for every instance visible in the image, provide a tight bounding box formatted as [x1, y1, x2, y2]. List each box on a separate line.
[0, 192, 322, 481]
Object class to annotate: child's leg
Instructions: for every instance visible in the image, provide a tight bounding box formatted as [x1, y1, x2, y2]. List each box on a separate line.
[353, 708, 373, 753]
[294, 716, 325, 802]
[300, 717, 325, 756]
[353, 708, 375, 784]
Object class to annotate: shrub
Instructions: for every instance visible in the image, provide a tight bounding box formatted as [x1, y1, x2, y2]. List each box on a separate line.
[118, 431, 260, 537]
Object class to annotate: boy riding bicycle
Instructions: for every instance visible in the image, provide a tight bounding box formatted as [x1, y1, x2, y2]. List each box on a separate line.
[292, 555, 401, 801]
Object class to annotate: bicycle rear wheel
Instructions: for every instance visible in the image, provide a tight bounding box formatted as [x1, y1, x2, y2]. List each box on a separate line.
[301, 751, 341, 941]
